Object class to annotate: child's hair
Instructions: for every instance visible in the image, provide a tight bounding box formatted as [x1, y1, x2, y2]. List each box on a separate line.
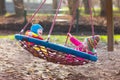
[30, 24, 43, 34]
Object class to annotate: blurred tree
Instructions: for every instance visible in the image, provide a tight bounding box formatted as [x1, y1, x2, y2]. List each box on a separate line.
[53, 0, 58, 9]
[53, 0, 58, 13]
[117, 0, 120, 12]
[82, 0, 90, 14]
[68, 0, 79, 15]
[0, 0, 6, 15]
[100, 0, 106, 17]
[13, 0, 24, 17]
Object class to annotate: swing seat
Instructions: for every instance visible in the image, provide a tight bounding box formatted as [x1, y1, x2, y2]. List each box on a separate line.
[14, 0, 98, 66]
[15, 34, 98, 65]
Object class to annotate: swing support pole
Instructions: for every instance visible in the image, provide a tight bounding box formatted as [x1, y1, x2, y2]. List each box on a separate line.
[106, 0, 114, 51]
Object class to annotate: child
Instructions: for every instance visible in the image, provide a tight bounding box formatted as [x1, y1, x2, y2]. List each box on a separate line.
[68, 33, 100, 55]
[25, 24, 44, 46]
[25, 24, 43, 40]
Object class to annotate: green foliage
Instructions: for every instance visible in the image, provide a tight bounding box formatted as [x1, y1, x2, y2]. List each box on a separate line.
[100, 35, 120, 42]
[114, 35, 120, 41]
[100, 35, 107, 42]
[0, 35, 14, 40]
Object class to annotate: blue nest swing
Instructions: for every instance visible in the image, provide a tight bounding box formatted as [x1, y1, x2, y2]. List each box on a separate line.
[15, 0, 98, 65]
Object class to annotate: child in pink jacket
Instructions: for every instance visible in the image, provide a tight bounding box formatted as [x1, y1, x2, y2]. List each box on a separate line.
[68, 33, 100, 55]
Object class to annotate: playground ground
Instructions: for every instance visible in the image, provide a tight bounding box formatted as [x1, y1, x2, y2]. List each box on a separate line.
[0, 38, 120, 80]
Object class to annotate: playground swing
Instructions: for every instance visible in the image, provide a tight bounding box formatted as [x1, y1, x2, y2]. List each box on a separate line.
[15, 0, 99, 66]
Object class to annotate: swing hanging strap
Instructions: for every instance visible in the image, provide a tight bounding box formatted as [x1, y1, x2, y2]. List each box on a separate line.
[20, 0, 46, 34]
[88, 0, 95, 36]
[65, 0, 95, 45]
[65, 0, 79, 45]
[88, 0, 97, 50]
[47, 0, 63, 41]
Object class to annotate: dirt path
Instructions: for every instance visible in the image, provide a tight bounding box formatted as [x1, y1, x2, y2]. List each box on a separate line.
[0, 39, 120, 80]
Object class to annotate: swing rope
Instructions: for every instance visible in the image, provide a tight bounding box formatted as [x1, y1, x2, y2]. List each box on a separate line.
[47, 0, 63, 41]
[65, 0, 79, 45]
[88, 0, 95, 36]
[88, 0, 98, 51]
[20, 0, 46, 34]
[65, 0, 95, 45]
[19, 0, 95, 43]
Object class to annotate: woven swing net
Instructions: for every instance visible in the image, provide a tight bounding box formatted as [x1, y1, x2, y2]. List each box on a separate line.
[20, 41, 89, 65]
[17, 0, 96, 66]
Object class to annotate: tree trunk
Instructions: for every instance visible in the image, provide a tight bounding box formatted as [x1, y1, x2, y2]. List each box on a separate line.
[117, 0, 120, 12]
[13, 0, 24, 17]
[100, 0, 106, 17]
[68, 0, 79, 15]
[53, 0, 58, 9]
[83, 0, 90, 14]
[0, 0, 6, 15]
[53, 0, 58, 13]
